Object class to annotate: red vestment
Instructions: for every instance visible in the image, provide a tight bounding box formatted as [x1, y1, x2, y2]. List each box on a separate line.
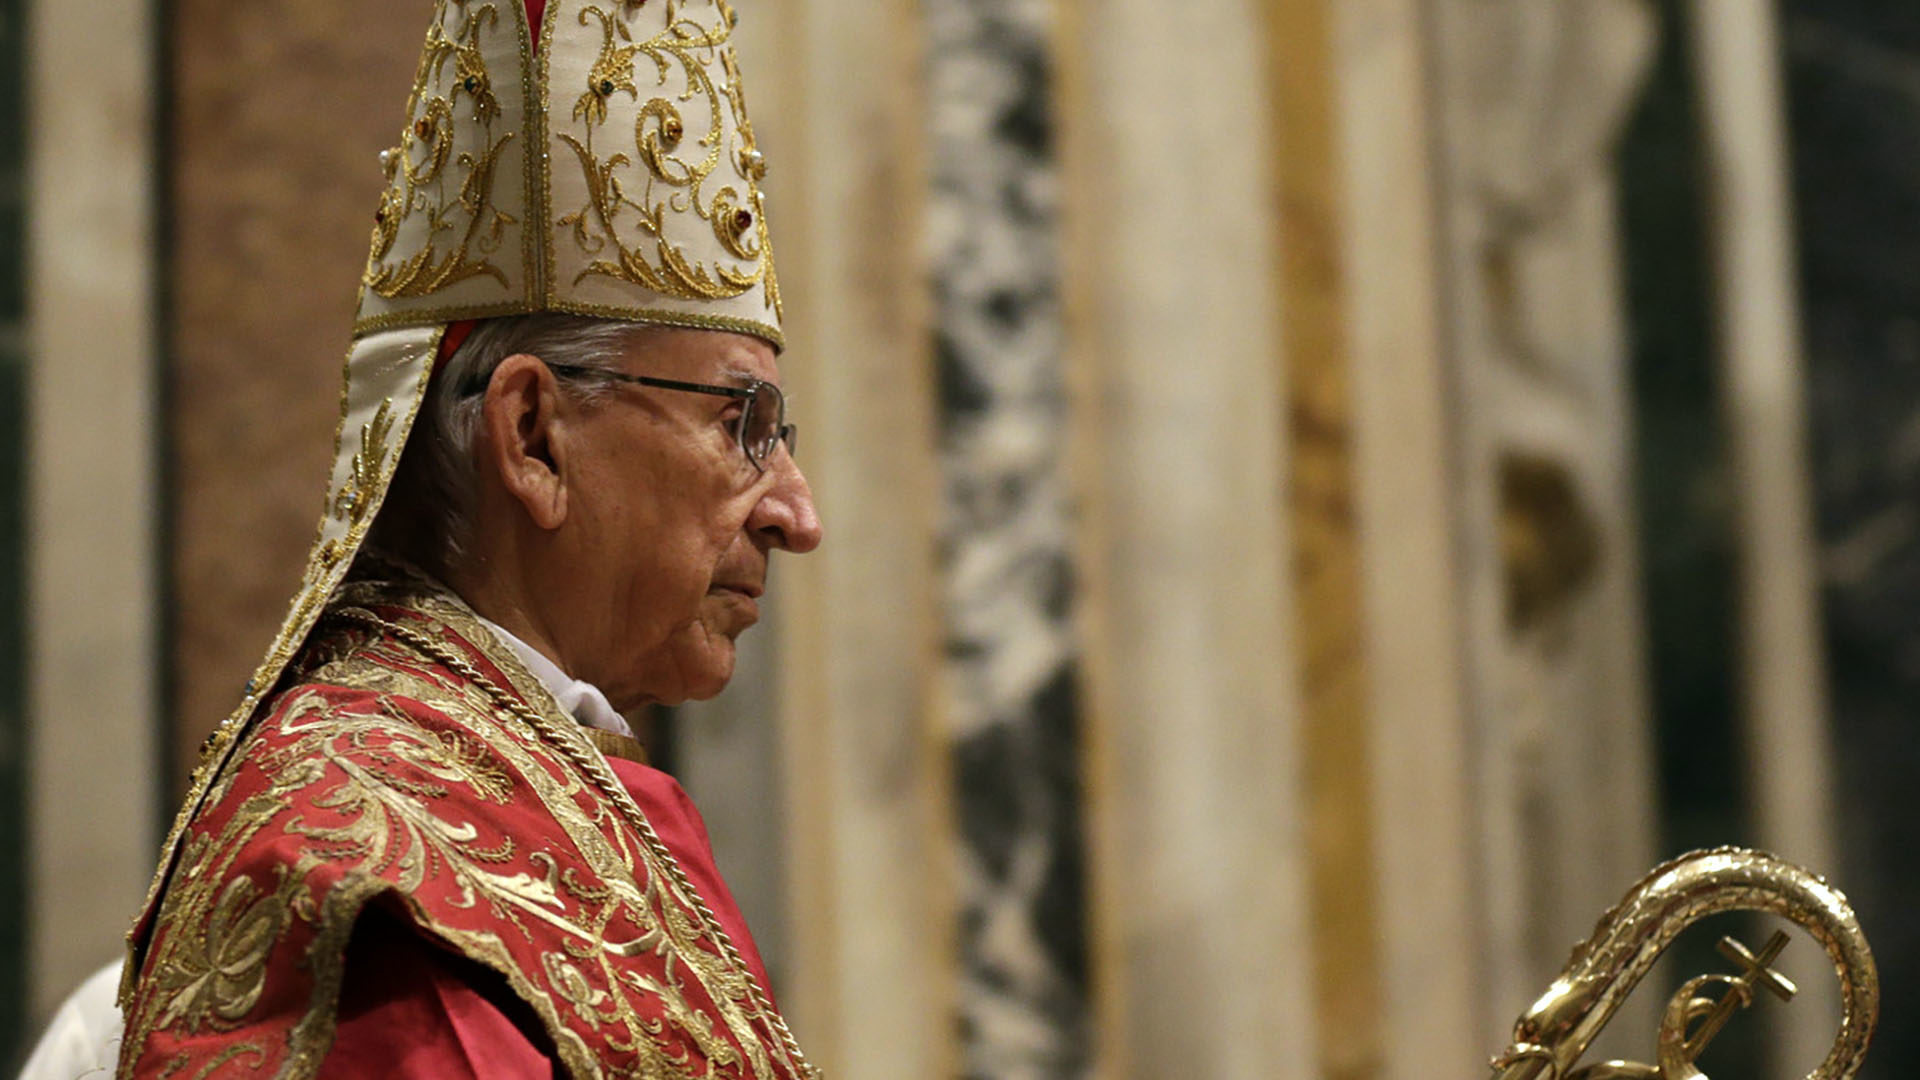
[118, 575, 812, 1079]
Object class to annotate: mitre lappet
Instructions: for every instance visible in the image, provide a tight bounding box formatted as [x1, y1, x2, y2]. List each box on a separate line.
[133, 0, 784, 979]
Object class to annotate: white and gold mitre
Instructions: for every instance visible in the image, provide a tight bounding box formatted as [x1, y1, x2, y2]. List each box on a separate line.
[360, 0, 782, 344]
[130, 0, 786, 948]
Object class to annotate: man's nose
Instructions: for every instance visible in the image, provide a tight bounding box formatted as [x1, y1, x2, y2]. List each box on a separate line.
[752, 451, 823, 553]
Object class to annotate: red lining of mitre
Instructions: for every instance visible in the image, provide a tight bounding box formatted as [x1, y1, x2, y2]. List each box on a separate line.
[526, 0, 547, 49]
[437, 320, 478, 370]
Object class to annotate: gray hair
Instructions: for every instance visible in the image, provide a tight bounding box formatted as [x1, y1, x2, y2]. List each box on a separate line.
[365, 313, 650, 574]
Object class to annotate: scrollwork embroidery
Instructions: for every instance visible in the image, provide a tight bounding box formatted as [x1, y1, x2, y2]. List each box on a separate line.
[150, 872, 294, 1033]
[363, 1, 518, 300]
[555, 2, 778, 311]
[330, 399, 395, 526]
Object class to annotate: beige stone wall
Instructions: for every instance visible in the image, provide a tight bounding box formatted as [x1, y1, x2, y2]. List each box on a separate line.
[168, 1, 423, 785]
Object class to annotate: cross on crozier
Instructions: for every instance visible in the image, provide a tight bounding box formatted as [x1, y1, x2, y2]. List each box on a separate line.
[1680, 930, 1798, 1061]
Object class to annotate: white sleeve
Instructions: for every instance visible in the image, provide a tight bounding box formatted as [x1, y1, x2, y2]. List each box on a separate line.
[16, 960, 125, 1080]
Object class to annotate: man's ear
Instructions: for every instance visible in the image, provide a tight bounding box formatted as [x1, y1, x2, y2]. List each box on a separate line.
[479, 354, 570, 531]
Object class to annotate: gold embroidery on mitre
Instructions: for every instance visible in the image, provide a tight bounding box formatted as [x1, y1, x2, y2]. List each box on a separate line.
[352, 0, 784, 345]
[330, 399, 395, 523]
[551, 1, 780, 318]
[363, 1, 521, 303]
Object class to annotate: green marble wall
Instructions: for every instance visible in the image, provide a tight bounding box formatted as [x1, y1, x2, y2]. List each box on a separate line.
[0, 0, 26, 1066]
[1620, 5, 1918, 1077]
[1616, 6, 1761, 1078]
[1784, 5, 1920, 1077]
[1619, 1, 1749, 861]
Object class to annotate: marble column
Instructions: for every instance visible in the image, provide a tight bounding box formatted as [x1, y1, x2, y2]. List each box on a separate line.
[1424, 0, 1662, 1048]
[924, 2, 1091, 1076]
[1057, 0, 1316, 1076]
[751, 2, 961, 1077]
[1313, 2, 1485, 1076]
[25, 0, 161, 1023]
[1689, 0, 1837, 875]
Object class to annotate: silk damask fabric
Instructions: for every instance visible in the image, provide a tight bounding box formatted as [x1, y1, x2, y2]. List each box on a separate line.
[118, 575, 815, 1080]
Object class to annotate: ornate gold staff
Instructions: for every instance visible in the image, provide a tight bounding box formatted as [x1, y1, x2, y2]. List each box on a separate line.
[1490, 847, 1879, 1080]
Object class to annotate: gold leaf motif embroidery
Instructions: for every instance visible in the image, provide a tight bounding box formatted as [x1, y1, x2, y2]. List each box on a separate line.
[543, 951, 614, 1026]
[275, 702, 583, 940]
[634, 969, 745, 1071]
[363, 1, 517, 300]
[152, 873, 291, 1033]
[156, 1043, 268, 1080]
[574, 8, 641, 126]
[556, 2, 777, 310]
[330, 399, 395, 526]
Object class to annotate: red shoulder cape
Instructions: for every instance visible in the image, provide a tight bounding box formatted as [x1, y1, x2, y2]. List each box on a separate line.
[118, 578, 814, 1080]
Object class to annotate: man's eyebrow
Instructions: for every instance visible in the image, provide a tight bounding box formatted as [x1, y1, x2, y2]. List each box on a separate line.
[720, 366, 781, 391]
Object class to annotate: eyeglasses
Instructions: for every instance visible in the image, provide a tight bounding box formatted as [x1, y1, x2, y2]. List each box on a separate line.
[542, 361, 797, 472]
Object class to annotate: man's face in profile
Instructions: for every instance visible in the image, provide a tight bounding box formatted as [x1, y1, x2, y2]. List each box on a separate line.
[557, 327, 820, 710]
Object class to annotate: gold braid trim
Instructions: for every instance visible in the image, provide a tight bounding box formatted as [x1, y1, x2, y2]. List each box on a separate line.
[331, 603, 821, 1080]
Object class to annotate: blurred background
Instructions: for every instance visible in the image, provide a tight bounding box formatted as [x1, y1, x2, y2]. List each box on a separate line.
[3, 0, 1915, 1078]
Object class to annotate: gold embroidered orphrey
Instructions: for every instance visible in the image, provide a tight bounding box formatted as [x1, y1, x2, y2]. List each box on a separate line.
[123, 578, 817, 1079]
[123, 1, 799, 1076]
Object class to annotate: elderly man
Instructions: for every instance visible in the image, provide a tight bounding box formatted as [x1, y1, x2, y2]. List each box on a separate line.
[109, 2, 823, 1077]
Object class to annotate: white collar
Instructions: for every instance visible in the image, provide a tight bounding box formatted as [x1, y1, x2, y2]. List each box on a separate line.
[473, 615, 634, 739]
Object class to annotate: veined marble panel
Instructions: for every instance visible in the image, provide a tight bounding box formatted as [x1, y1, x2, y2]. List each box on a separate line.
[926, 1, 1091, 1076]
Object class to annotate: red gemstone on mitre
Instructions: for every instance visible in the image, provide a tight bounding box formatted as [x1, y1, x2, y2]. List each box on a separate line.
[525, 0, 548, 49]
[733, 209, 754, 232]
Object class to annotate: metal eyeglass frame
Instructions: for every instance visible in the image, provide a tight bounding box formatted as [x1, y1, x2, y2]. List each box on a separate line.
[542, 360, 796, 472]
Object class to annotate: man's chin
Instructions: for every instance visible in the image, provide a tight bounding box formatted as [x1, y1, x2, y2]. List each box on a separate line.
[675, 638, 739, 704]
[608, 633, 738, 709]
[677, 672, 735, 705]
